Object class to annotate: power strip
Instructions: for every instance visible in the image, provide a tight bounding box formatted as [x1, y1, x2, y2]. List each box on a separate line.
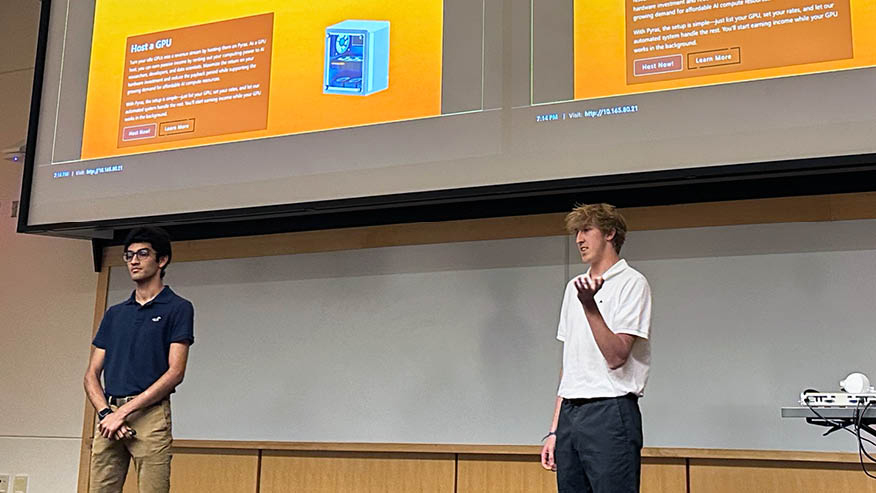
[800, 392, 876, 407]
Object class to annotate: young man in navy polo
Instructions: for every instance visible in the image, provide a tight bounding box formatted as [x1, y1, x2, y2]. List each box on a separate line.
[540, 204, 652, 493]
[84, 227, 194, 493]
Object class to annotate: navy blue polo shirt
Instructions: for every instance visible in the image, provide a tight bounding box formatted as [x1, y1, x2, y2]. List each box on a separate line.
[93, 286, 194, 397]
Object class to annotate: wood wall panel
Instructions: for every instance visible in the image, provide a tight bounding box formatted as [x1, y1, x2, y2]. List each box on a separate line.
[120, 448, 259, 493]
[642, 458, 687, 493]
[457, 455, 687, 493]
[105, 447, 876, 493]
[260, 451, 455, 493]
[689, 458, 876, 493]
[457, 454, 557, 493]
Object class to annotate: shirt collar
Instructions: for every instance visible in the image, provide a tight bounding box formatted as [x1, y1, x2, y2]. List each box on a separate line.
[124, 285, 173, 306]
[584, 259, 628, 281]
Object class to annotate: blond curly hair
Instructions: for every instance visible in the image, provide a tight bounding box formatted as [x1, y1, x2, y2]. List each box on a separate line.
[565, 203, 627, 254]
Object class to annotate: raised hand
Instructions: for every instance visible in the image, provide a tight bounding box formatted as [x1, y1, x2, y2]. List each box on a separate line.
[574, 275, 603, 307]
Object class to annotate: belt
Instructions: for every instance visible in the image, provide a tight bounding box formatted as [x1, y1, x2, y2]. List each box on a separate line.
[108, 395, 138, 406]
[564, 393, 638, 406]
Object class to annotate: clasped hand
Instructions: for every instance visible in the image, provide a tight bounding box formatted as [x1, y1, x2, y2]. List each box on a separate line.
[98, 410, 134, 440]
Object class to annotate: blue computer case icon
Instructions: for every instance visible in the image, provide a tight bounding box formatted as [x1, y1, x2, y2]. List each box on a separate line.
[324, 20, 390, 96]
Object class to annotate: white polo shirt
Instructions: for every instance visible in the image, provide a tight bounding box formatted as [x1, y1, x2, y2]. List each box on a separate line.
[556, 259, 652, 398]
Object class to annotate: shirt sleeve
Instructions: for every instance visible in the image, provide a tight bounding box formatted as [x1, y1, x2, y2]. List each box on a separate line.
[556, 282, 572, 342]
[92, 308, 113, 349]
[170, 300, 195, 345]
[611, 276, 652, 339]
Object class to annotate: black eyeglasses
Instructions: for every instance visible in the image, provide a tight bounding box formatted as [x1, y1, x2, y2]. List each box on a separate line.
[123, 248, 154, 262]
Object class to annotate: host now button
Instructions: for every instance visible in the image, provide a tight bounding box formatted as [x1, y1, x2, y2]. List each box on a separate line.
[121, 124, 157, 141]
[633, 55, 684, 76]
[159, 119, 196, 136]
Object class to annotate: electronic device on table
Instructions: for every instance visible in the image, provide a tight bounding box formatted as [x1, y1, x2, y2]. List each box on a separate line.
[783, 372, 876, 480]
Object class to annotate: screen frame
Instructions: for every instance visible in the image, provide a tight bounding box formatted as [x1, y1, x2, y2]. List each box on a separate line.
[17, 0, 876, 241]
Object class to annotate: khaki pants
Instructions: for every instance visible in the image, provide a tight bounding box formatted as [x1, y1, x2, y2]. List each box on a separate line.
[89, 399, 173, 493]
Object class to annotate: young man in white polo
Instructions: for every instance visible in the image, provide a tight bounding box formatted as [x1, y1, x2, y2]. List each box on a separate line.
[541, 203, 652, 493]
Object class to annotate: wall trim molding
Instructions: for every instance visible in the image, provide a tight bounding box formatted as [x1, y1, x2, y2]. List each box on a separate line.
[101, 192, 876, 268]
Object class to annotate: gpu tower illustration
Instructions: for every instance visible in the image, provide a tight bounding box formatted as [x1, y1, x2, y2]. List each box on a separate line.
[324, 20, 390, 96]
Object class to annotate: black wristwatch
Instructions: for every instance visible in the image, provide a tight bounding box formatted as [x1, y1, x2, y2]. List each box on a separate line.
[98, 407, 113, 420]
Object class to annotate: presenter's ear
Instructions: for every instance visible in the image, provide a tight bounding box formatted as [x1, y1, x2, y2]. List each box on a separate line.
[158, 255, 170, 269]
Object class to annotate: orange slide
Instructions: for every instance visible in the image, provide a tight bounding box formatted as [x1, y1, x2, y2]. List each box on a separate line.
[81, 0, 443, 160]
[574, 0, 876, 100]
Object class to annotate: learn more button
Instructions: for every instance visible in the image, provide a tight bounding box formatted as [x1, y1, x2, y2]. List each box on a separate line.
[159, 119, 196, 136]
[688, 47, 741, 69]
[633, 55, 684, 76]
[122, 124, 157, 141]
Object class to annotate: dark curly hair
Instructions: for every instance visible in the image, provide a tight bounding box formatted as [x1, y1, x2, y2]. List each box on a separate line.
[123, 227, 172, 278]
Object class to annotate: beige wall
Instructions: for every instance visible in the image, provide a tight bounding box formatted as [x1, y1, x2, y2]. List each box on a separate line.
[0, 1, 97, 491]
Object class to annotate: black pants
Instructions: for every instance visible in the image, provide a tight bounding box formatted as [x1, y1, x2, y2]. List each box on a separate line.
[555, 394, 643, 493]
